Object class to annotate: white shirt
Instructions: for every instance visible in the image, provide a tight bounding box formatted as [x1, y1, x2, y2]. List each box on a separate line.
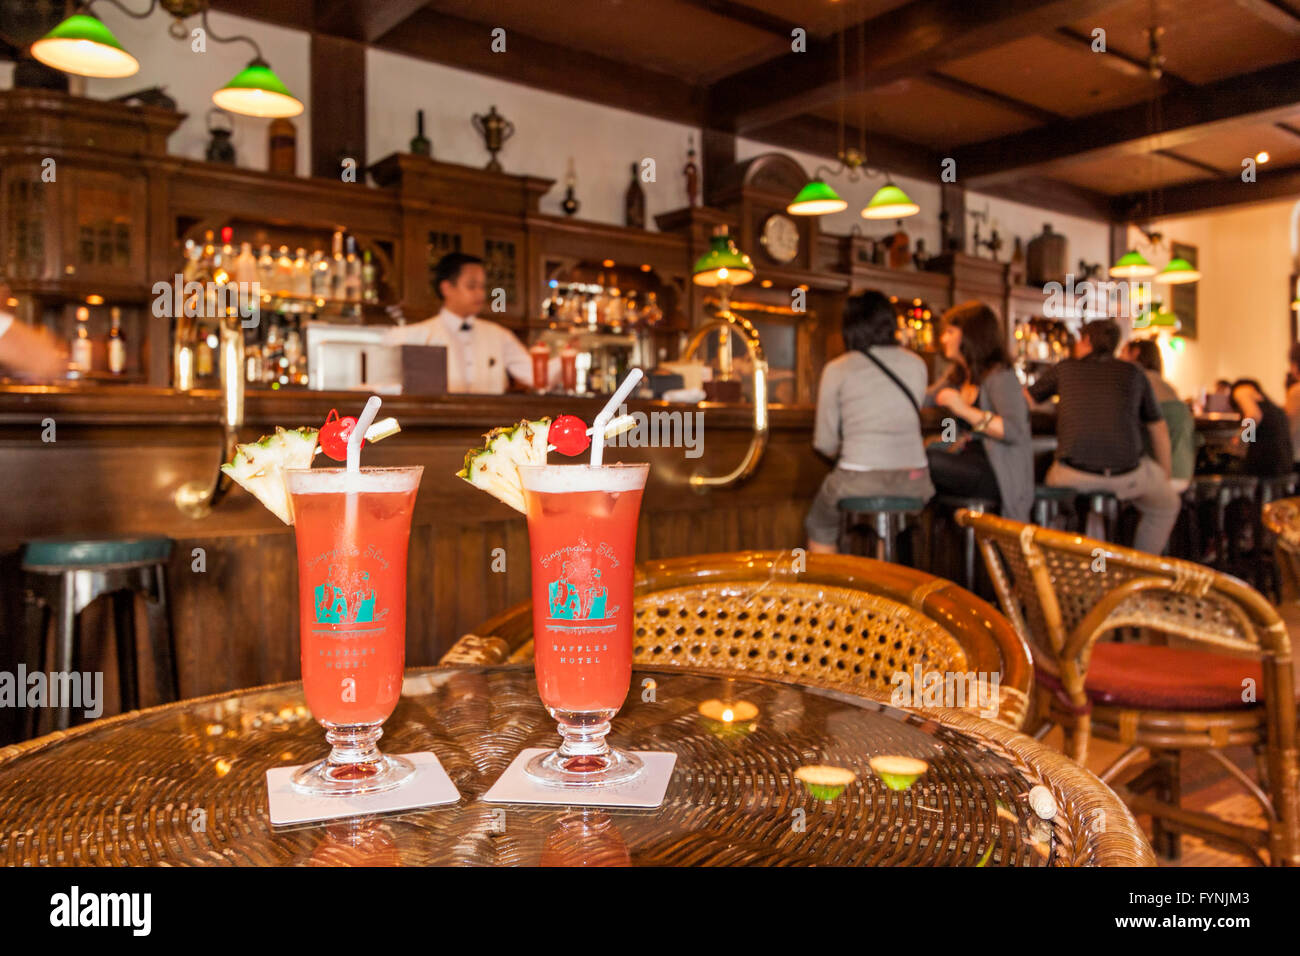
[383, 308, 533, 394]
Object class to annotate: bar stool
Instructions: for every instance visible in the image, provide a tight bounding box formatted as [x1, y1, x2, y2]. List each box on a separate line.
[1191, 474, 1259, 574]
[932, 494, 999, 594]
[1253, 474, 1297, 599]
[22, 536, 178, 736]
[836, 496, 924, 563]
[1075, 490, 1120, 543]
[1032, 485, 1077, 530]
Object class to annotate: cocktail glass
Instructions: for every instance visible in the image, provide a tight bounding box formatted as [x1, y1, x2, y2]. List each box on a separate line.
[518, 462, 648, 786]
[285, 465, 422, 795]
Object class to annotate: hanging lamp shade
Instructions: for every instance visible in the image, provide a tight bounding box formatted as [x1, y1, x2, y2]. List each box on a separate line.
[1137, 302, 1179, 329]
[1155, 256, 1201, 284]
[787, 180, 848, 216]
[1109, 249, 1157, 279]
[692, 228, 754, 287]
[862, 182, 919, 220]
[212, 59, 304, 118]
[31, 14, 139, 79]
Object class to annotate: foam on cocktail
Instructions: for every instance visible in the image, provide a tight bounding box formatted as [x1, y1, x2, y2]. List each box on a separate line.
[589, 368, 644, 467]
[519, 463, 648, 493]
[286, 467, 423, 494]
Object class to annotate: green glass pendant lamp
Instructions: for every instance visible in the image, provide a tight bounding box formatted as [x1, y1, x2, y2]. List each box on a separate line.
[692, 227, 755, 287]
[1109, 250, 1157, 279]
[787, 180, 848, 216]
[862, 182, 920, 220]
[1155, 256, 1201, 285]
[31, 2, 303, 119]
[30, 13, 140, 78]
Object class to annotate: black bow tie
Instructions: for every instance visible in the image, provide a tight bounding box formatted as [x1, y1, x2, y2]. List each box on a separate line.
[460, 321, 471, 331]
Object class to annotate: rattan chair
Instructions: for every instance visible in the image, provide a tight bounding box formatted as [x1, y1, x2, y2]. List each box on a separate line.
[1263, 496, 1300, 599]
[441, 550, 1033, 730]
[956, 509, 1299, 866]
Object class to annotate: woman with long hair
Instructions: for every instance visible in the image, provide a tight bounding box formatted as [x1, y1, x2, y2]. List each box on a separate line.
[805, 289, 934, 554]
[926, 301, 1033, 521]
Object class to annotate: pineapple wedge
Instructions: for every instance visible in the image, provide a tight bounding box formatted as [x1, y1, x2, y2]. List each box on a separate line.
[221, 426, 319, 525]
[456, 417, 551, 513]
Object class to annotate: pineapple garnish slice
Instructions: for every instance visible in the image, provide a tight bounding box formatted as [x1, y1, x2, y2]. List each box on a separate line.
[456, 417, 551, 514]
[221, 426, 319, 525]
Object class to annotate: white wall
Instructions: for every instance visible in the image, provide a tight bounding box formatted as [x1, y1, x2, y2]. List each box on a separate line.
[970, 191, 1110, 275]
[83, 7, 312, 177]
[366, 48, 695, 226]
[1130, 201, 1297, 401]
[0, 62, 13, 90]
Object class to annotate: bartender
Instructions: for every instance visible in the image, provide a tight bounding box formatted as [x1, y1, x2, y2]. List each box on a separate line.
[385, 252, 545, 394]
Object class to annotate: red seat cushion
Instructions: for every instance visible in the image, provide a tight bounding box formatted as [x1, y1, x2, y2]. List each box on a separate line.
[1037, 643, 1264, 712]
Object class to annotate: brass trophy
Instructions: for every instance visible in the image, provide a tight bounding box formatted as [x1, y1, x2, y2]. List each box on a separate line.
[471, 105, 515, 172]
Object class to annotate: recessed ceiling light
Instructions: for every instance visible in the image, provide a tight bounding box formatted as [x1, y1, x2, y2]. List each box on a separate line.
[1256, 151, 1270, 164]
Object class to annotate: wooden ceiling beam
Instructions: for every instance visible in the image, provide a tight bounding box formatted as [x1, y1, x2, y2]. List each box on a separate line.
[375, 8, 707, 127]
[707, 0, 1123, 134]
[313, 0, 433, 43]
[1112, 161, 1300, 219]
[953, 58, 1300, 186]
[924, 71, 1063, 125]
[1155, 149, 1225, 177]
[742, 114, 941, 183]
[1233, 0, 1300, 36]
[674, 0, 803, 38]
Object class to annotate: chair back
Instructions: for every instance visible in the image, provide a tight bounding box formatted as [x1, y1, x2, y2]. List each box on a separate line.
[444, 550, 1033, 729]
[954, 509, 1291, 712]
[1263, 496, 1300, 600]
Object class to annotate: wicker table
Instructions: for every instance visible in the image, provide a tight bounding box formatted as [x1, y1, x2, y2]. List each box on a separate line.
[0, 665, 1153, 866]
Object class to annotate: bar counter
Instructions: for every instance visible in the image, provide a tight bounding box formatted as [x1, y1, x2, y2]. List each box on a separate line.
[0, 386, 830, 735]
[0, 384, 1239, 742]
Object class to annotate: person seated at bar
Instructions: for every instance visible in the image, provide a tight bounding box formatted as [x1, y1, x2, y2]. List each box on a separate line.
[925, 301, 1033, 521]
[383, 252, 548, 394]
[1124, 337, 1194, 493]
[1226, 378, 1293, 476]
[1205, 378, 1235, 413]
[1284, 343, 1300, 469]
[805, 289, 934, 554]
[1028, 318, 1179, 554]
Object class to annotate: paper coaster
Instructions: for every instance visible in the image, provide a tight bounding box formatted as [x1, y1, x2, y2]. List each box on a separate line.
[481, 748, 677, 808]
[266, 752, 460, 826]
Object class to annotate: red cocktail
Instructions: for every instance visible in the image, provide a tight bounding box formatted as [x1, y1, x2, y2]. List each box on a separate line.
[519, 462, 648, 786]
[285, 465, 422, 795]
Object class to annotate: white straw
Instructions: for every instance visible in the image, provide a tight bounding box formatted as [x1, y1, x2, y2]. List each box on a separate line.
[590, 369, 644, 467]
[347, 395, 383, 475]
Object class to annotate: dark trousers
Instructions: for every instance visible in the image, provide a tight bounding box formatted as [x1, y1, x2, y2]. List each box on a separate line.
[927, 442, 1000, 503]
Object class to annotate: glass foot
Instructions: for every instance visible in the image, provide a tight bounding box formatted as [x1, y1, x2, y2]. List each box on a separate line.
[525, 746, 644, 788]
[290, 721, 414, 796]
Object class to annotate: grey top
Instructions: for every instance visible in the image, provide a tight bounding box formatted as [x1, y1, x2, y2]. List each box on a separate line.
[973, 366, 1034, 523]
[813, 347, 928, 471]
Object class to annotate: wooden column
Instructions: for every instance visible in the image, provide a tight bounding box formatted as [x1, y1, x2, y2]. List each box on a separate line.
[310, 34, 367, 181]
[941, 183, 966, 254]
[701, 128, 736, 206]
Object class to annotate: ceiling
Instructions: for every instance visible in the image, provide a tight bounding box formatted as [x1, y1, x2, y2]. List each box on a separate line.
[202, 0, 1300, 219]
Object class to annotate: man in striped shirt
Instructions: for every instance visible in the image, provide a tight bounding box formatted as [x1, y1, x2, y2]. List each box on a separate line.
[1028, 319, 1179, 554]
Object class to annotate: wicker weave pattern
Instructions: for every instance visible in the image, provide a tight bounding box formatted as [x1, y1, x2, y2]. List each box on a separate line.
[958, 509, 1299, 866]
[0, 667, 1152, 866]
[444, 551, 1034, 730]
[633, 583, 967, 695]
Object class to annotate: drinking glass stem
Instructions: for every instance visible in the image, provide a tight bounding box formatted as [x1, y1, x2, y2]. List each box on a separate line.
[554, 710, 616, 763]
[324, 722, 385, 770]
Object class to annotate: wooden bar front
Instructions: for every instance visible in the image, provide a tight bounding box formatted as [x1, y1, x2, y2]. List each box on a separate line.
[0, 388, 828, 741]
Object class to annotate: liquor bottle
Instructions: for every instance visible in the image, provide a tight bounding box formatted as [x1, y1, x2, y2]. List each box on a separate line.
[201, 230, 217, 275]
[70, 306, 93, 375]
[362, 249, 377, 303]
[330, 230, 346, 299]
[234, 241, 259, 286]
[182, 239, 201, 282]
[343, 236, 361, 301]
[107, 306, 126, 375]
[217, 226, 234, 281]
[410, 109, 431, 156]
[310, 250, 329, 298]
[292, 248, 311, 296]
[275, 245, 294, 295]
[268, 118, 296, 175]
[257, 244, 275, 290]
[625, 162, 646, 229]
